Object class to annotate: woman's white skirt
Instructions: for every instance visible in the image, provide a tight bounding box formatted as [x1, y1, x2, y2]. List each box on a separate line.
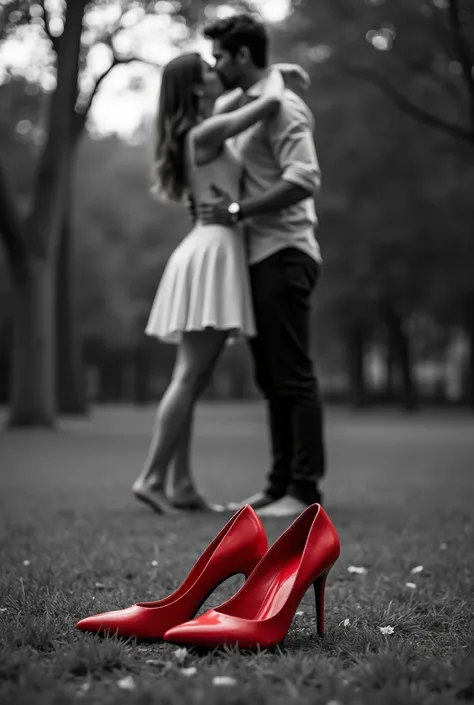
[145, 224, 256, 344]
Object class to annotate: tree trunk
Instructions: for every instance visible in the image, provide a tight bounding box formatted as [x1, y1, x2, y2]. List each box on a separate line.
[384, 330, 396, 401]
[7, 153, 71, 427]
[465, 297, 474, 410]
[347, 325, 367, 407]
[9, 259, 56, 427]
[55, 187, 87, 415]
[133, 344, 150, 405]
[5, 0, 87, 428]
[383, 303, 418, 411]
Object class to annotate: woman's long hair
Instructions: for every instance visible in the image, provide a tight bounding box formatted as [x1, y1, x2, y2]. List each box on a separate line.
[152, 53, 203, 202]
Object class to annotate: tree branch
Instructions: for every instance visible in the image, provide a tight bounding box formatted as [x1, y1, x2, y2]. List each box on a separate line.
[72, 54, 162, 143]
[0, 1, 19, 39]
[0, 161, 28, 271]
[448, 0, 474, 123]
[0, 6, 8, 38]
[39, 0, 59, 53]
[406, 60, 465, 104]
[335, 60, 474, 146]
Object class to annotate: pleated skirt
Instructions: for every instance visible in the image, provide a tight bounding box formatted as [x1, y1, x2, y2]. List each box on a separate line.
[145, 224, 256, 344]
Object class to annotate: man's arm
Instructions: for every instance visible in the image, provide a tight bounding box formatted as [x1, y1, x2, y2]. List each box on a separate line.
[239, 95, 321, 219]
[238, 181, 310, 219]
[199, 95, 321, 225]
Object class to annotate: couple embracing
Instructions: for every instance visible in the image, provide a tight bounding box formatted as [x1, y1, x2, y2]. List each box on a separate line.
[132, 13, 327, 519]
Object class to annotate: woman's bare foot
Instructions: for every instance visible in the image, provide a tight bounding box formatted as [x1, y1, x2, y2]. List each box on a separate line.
[132, 479, 179, 515]
[169, 484, 225, 512]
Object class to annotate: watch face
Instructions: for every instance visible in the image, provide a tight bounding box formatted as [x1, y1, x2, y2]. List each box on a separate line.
[228, 202, 240, 215]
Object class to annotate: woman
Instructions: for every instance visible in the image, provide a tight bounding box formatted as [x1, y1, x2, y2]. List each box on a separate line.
[132, 53, 306, 513]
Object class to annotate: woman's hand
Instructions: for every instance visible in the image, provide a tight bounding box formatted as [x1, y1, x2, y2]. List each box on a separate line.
[261, 68, 285, 107]
[271, 62, 311, 94]
[199, 185, 233, 226]
[185, 193, 197, 225]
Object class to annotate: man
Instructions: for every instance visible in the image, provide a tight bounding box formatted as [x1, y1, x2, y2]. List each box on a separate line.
[200, 14, 325, 518]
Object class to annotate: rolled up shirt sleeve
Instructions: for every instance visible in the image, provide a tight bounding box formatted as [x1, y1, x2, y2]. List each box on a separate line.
[267, 94, 322, 194]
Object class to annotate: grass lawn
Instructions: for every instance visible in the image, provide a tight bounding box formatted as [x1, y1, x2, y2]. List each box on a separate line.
[0, 403, 473, 704]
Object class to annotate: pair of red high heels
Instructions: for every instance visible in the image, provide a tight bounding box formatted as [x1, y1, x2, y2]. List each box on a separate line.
[76, 503, 340, 649]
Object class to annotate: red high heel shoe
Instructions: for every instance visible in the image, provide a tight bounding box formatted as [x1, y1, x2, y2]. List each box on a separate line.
[164, 503, 340, 649]
[76, 505, 267, 640]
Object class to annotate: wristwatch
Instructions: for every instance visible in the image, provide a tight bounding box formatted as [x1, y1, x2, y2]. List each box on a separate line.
[228, 202, 242, 225]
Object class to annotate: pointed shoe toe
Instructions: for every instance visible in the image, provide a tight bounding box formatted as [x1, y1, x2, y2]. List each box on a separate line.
[164, 610, 267, 650]
[76, 605, 143, 638]
[75, 505, 267, 640]
[76, 603, 200, 640]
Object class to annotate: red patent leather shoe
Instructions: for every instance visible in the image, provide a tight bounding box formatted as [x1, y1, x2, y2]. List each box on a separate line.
[164, 503, 340, 649]
[76, 505, 267, 640]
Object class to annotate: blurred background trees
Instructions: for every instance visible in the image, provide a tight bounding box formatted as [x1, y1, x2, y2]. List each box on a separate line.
[0, 0, 473, 427]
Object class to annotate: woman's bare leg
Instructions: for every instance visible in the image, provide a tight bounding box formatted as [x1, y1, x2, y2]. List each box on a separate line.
[133, 329, 228, 513]
[166, 409, 194, 496]
[167, 409, 223, 511]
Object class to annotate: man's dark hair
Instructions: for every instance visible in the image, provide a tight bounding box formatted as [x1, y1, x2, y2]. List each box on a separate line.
[204, 13, 269, 68]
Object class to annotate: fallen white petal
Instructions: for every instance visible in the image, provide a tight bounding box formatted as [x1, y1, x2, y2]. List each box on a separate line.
[117, 676, 136, 691]
[343, 618, 350, 627]
[411, 565, 424, 574]
[405, 582, 416, 589]
[380, 625, 395, 635]
[180, 667, 197, 677]
[348, 565, 367, 575]
[22, 560, 30, 567]
[94, 582, 106, 589]
[150, 560, 159, 567]
[173, 647, 188, 663]
[295, 611, 304, 617]
[212, 676, 238, 687]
